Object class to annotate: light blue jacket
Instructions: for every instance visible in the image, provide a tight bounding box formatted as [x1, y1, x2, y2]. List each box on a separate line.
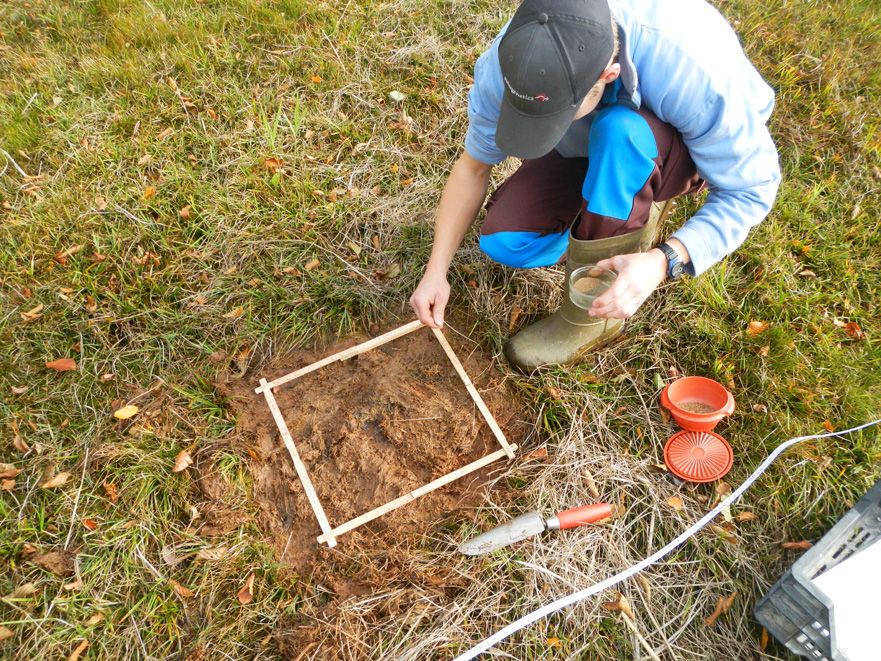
[465, 0, 781, 276]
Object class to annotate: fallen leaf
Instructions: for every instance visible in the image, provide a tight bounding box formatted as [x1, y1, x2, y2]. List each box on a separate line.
[10, 385, 29, 394]
[710, 524, 738, 544]
[752, 403, 768, 413]
[545, 637, 562, 648]
[782, 540, 813, 551]
[113, 405, 139, 420]
[100, 373, 115, 382]
[2, 479, 16, 491]
[20, 303, 44, 322]
[667, 495, 684, 510]
[63, 579, 83, 592]
[179, 205, 192, 219]
[758, 345, 770, 357]
[601, 592, 635, 619]
[170, 579, 195, 598]
[304, 258, 320, 271]
[388, 90, 406, 102]
[0, 626, 13, 641]
[263, 157, 283, 172]
[7, 583, 38, 599]
[82, 519, 98, 531]
[371, 235, 381, 250]
[0, 464, 21, 479]
[509, 304, 523, 332]
[823, 420, 835, 433]
[137, 154, 152, 166]
[237, 572, 255, 604]
[524, 446, 549, 461]
[205, 107, 217, 120]
[46, 358, 77, 371]
[84, 295, 97, 312]
[310, 75, 322, 83]
[843, 321, 865, 340]
[760, 627, 769, 651]
[798, 269, 816, 278]
[346, 240, 361, 256]
[195, 545, 227, 561]
[746, 320, 769, 335]
[735, 511, 757, 522]
[222, 306, 244, 319]
[13, 434, 29, 453]
[705, 591, 737, 626]
[40, 472, 71, 489]
[68, 638, 89, 661]
[85, 613, 105, 626]
[102, 482, 118, 503]
[144, 185, 157, 200]
[31, 550, 76, 577]
[173, 450, 193, 473]
[547, 387, 562, 400]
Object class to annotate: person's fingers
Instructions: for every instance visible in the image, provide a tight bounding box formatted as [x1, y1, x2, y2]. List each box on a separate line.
[594, 257, 614, 271]
[589, 275, 633, 317]
[433, 290, 449, 327]
[411, 294, 436, 328]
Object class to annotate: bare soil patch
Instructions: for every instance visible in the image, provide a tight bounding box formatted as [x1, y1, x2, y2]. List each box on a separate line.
[216, 323, 528, 573]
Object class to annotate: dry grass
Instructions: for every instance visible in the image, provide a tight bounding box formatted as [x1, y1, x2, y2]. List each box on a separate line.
[2, 0, 880, 659]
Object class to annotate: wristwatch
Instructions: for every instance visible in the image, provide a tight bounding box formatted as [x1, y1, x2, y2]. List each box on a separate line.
[657, 242, 686, 280]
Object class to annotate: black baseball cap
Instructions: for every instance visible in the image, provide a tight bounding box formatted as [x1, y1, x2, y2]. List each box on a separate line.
[496, 0, 614, 159]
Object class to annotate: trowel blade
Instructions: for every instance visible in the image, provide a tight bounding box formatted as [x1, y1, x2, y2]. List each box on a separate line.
[457, 512, 546, 556]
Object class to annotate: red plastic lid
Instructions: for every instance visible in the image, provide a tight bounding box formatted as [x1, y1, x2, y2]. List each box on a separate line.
[664, 430, 733, 483]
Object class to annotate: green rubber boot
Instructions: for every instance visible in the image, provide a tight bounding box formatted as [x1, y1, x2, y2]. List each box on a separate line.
[503, 201, 670, 372]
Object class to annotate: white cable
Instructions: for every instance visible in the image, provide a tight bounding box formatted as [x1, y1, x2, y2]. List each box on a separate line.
[454, 419, 881, 661]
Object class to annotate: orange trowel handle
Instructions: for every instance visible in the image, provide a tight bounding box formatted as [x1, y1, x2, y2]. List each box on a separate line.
[547, 503, 613, 530]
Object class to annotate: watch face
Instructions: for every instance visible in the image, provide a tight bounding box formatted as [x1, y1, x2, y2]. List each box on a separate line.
[671, 261, 686, 278]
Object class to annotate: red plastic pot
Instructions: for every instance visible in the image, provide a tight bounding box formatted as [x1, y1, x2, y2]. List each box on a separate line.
[660, 376, 735, 432]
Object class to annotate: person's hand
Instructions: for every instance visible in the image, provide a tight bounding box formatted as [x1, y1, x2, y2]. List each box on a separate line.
[409, 269, 450, 328]
[588, 249, 667, 319]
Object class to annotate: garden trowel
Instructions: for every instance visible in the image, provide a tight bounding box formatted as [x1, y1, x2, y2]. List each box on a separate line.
[458, 503, 612, 556]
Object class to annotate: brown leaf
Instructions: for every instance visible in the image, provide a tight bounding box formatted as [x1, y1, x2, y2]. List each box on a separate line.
[63, 579, 83, 592]
[782, 540, 813, 551]
[11, 385, 29, 394]
[113, 405, 139, 420]
[85, 613, 105, 626]
[31, 550, 76, 577]
[760, 627, 769, 651]
[524, 446, 549, 461]
[170, 579, 195, 598]
[751, 403, 768, 413]
[310, 75, 322, 84]
[304, 258, 320, 271]
[179, 205, 192, 219]
[102, 482, 118, 503]
[0, 464, 21, 479]
[1, 479, 15, 491]
[237, 572, 255, 604]
[13, 433, 30, 453]
[758, 345, 770, 357]
[46, 357, 77, 371]
[84, 295, 97, 312]
[82, 519, 98, 531]
[823, 420, 835, 433]
[20, 303, 44, 322]
[704, 591, 737, 627]
[0, 626, 13, 641]
[40, 471, 71, 489]
[263, 157, 283, 172]
[547, 386, 562, 400]
[205, 107, 217, 120]
[746, 320, 769, 335]
[667, 495, 684, 511]
[7, 583, 38, 599]
[843, 321, 865, 340]
[173, 450, 193, 473]
[371, 235, 381, 251]
[601, 592, 634, 619]
[222, 306, 244, 320]
[735, 511, 757, 522]
[546, 637, 562, 648]
[68, 638, 89, 661]
[143, 185, 156, 200]
[195, 545, 228, 562]
[508, 304, 523, 332]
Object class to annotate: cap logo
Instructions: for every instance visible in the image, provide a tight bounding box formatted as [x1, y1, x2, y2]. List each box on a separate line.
[504, 76, 549, 103]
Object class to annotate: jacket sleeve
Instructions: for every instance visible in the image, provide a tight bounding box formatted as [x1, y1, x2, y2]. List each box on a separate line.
[668, 85, 782, 276]
[464, 38, 508, 166]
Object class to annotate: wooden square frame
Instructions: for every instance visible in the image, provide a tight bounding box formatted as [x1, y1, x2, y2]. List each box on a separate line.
[254, 320, 517, 547]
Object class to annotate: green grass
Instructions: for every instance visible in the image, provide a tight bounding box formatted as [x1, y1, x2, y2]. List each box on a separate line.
[2, 0, 880, 658]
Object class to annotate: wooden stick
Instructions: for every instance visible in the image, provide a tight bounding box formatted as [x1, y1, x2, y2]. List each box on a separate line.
[254, 320, 424, 394]
[430, 327, 516, 459]
[316, 445, 516, 544]
[259, 378, 337, 548]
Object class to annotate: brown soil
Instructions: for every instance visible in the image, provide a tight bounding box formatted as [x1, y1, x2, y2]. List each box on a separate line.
[215, 323, 527, 573]
[678, 401, 717, 414]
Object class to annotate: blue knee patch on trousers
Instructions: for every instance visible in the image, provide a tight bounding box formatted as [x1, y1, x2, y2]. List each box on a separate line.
[479, 230, 569, 268]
